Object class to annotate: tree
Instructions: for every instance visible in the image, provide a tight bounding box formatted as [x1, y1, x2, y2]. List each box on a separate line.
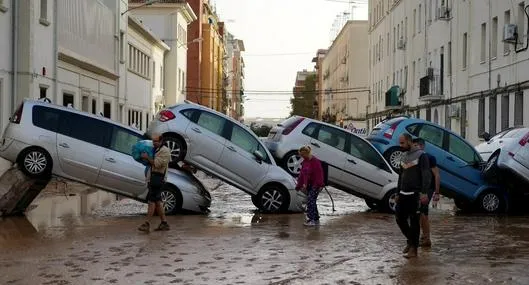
[290, 74, 316, 118]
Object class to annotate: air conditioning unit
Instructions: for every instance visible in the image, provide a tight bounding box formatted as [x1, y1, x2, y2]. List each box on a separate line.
[427, 67, 434, 79]
[449, 105, 460, 118]
[438, 6, 450, 20]
[397, 38, 406, 50]
[503, 24, 518, 43]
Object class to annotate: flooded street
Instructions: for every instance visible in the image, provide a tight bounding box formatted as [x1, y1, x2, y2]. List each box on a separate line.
[1, 174, 529, 285]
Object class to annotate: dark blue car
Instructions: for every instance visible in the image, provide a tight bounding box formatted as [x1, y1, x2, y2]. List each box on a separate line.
[366, 116, 507, 213]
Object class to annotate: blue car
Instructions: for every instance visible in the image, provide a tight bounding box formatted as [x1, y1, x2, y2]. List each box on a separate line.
[366, 116, 507, 213]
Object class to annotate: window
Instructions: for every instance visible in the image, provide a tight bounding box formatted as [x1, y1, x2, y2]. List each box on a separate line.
[405, 17, 408, 40]
[63, 93, 74, 107]
[103, 102, 111, 119]
[405, 123, 421, 136]
[481, 23, 487, 63]
[426, 108, 432, 121]
[160, 65, 164, 88]
[316, 125, 347, 151]
[428, 0, 432, 23]
[40, 0, 48, 21]
[448, 134, 476, 163]
[0, 0, 7, 13]
[110, 127, 141, 155]
[59, 113, 112, 148]
[119, 31, 125, 62]
[489, 96, 497, 135]
[501, 95, 510, 130]
[81, 96, 89, 112]
[302, 123, 318, 138]
[128, 44, 150, 78]
[413, 9, 417, 35]
[492, 17, 498, 59]
[197, 111, 225, 135]
[519, 2, 525, 43]
[32, 106, 60, 132]
[505, 10, 511, 54]
[515, 91, 524, 126]
[461, 101, 467, 138]
[478, 98, 485, 136]
[417, 124, 444, 148]
[39, 86, 47, 99]
[448, 41, 452, 75]
[180, 109, 196, 121]
[462, 33, 468, 69]
[230, 125, 260, 155]
[349, 135, 385, 169]
[92, 99, 97, 115]
[412, 61, 416, 88]
[152, 62, 156, 88]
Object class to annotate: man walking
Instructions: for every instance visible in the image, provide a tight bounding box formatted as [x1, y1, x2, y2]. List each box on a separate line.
[138, 133, 171, 232]
[396, 133, 431, 258]
[413, 138, 441, 248]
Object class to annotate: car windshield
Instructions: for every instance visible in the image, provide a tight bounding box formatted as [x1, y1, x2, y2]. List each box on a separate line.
[277, 116, 300, 127]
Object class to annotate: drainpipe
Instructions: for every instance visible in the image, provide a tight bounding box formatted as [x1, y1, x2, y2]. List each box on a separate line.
[488, 0, 491, 91]
[53, 0, 58, 103]
[11, 0, 18, 113]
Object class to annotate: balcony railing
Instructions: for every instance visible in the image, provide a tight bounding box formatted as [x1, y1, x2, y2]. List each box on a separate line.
[419, 75, 444, 101]
[385, 85, 402, 109]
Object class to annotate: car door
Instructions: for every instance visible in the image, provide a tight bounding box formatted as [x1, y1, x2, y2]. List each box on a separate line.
[309, 124, 348, 187]
[342, 134, 396, 197]
[96, 126, 147, 197]
[217, 122, 270, 193]
[443, 133, 483, 196]
[184, 110, 227, 175]
[513, 129, 529, 171]
[56, 112, 111, 184]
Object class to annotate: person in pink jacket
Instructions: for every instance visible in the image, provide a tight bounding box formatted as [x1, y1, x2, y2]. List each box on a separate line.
[296, 145, 325, 226]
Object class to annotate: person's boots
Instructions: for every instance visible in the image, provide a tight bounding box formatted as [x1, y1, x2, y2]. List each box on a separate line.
[402, 244, 411, 254]
[420, 237, 432, 247]
[403, 246, 417, 258]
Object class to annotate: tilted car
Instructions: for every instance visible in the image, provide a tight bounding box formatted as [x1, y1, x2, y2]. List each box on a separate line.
[263, 116, 399, 212]
[145, 101, 306, 213]
[367, 116, 508, 213]
[477, 127, 529, 185]
[0, 100, 211, 214]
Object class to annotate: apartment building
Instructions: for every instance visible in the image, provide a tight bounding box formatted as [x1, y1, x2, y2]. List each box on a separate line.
[368, 0, 529, 145]
[322, 20, 369, 129]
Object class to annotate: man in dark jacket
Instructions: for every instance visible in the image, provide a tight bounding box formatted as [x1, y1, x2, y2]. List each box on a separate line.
[396, 133, 431, 258]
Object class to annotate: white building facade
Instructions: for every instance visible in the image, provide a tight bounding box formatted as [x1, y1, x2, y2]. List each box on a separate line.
[129, 1, 197, 107]
[321, 20, 369, 130]
[368, 0, 529, 145]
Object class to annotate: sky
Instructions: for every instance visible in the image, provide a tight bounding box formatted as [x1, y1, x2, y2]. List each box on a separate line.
[213, 0, 368, 119]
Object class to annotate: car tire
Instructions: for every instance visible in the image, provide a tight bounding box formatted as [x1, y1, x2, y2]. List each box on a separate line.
[160, 185, 183, 215]
[18, 147, 52, 179]
[482, 152, 500, 183]
[384, 147, 404, 172]
[381, 189, 398, 213]
[364, 198, 378, 210]
[477, 190, 506, 214]
[282, 151, 303, 177]
[251, 195, 260, 209]
[256, 185, 290, 213]
[163, 135, 187, 163]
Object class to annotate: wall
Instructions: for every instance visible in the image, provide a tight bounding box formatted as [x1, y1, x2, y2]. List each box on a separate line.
[0, 0, 12, 133]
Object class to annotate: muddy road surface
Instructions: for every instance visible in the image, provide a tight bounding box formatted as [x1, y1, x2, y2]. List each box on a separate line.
[1, 174, 529, 285]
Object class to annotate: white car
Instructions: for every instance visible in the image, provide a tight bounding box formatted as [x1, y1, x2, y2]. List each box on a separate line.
[0, 100, 211, 214]
[263, 116, 399, 212]
[145, 101, 306, 213]
[478, 127, 529, 184]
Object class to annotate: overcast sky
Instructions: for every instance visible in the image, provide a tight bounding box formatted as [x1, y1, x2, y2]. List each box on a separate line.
[213, 0, 368, 119]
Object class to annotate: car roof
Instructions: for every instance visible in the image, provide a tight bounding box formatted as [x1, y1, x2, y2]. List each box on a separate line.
[299, 116, 369, 140]
[23, 99, 144, 135]
[172, 101, 252, 131]
[398, 117, 470, 139]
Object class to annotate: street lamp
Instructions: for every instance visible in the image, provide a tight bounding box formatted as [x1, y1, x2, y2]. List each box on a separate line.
[122, 0, 159, 16]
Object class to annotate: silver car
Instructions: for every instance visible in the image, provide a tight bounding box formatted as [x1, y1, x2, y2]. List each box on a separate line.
[478, 127, 529, 185]
[264, 116, 399, 212]
[146, 101, 306, 213]
[0, 100, 211, 214]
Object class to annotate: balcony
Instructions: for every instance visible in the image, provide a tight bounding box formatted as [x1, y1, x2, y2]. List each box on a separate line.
[385, 85, 402, 110]
[129, 0, 186, 3]
[419, 75, 444, 101]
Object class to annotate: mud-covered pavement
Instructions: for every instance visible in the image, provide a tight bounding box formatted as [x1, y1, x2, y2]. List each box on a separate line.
[1, 174, 529, 285]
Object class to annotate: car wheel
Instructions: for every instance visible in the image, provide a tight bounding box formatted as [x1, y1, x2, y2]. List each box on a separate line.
[257, 185, 290, 213]
[282, 151, 303, 177]
[160, 186, 183, 215]
[163, 135, 186, 163]
[381, 189, 398, 213]
[384, 147, 404, 172]
[477, 190, 506, 214]
[364, 198, 378, 210]
[18, 147, 52, 178]
[482, 152, 500, 183]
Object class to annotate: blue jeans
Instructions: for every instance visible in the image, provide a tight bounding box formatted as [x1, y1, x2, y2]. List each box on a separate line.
[307, 186, 320, 221]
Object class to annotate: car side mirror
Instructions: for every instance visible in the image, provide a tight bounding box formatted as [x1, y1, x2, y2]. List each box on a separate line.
[253, 150, 265, 162]
[481, 132, 491, 142]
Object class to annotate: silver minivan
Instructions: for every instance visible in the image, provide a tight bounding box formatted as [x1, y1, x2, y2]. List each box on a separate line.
[0, 100, 211, 214]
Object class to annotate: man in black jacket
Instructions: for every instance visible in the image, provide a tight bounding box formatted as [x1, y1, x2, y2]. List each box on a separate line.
[396, 133, 431, 258]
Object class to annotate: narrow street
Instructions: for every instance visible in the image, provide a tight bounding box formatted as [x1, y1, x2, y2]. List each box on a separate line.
[1, 174, 529, 285]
